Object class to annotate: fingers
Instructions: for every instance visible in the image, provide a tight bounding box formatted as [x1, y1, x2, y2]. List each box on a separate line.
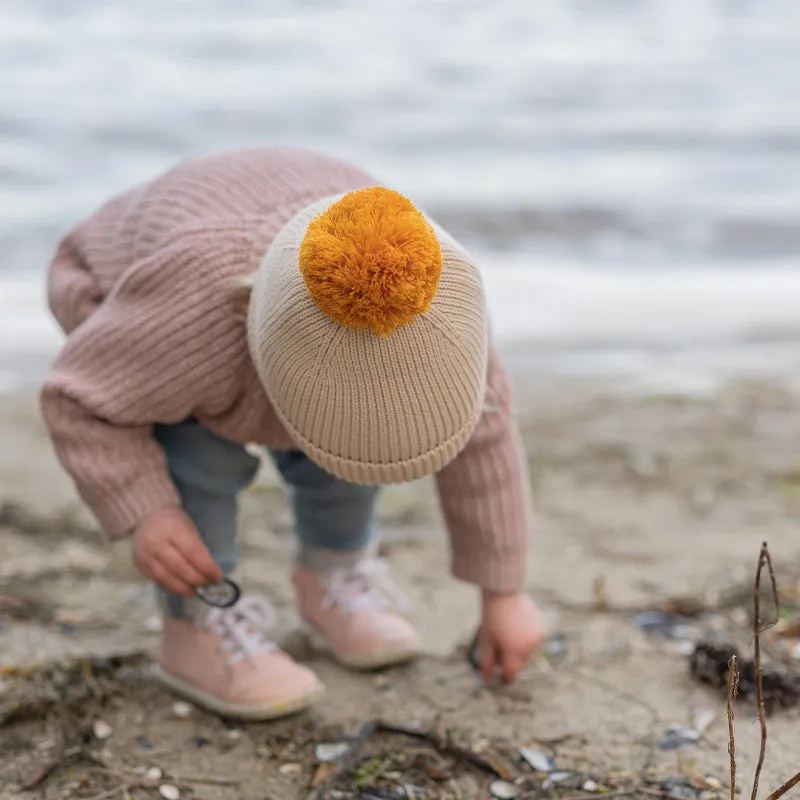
[160, 544, 209, 588]
[151, 562, 195, 596]
[178, 534, 224, 583]
[500, 650, 525, 684]
[480, 632, 497, 684]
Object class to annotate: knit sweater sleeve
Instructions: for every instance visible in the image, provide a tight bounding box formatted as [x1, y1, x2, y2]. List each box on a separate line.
[40, 230, 252, 538]
[434, 344, 532, 593]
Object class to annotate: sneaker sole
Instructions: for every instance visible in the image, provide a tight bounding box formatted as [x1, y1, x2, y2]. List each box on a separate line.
[152, 665, 325, 721]
[302, 626, 423, 670]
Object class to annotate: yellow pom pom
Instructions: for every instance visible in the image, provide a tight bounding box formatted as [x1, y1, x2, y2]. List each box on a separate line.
[298, 187, 442, 336]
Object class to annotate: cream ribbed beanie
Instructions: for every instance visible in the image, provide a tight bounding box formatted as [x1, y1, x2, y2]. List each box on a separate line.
[247, 187, 488, 484]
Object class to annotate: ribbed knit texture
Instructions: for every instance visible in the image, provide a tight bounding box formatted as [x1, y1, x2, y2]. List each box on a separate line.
[40, 147, 532, 593]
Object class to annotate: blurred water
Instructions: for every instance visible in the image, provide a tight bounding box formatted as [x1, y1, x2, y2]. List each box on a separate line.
[1, 0, 799, 389]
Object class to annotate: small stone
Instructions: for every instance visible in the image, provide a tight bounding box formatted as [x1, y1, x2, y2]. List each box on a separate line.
[704, 777, 722, 789]
[158, 784, 180, 800]
[145, 767, 163, 781]
[280, 763, 302, 778]
[675, 640, 696, 656]
[93, 720, 113, 740]
[658, 725, 700, 751]
[583, 780, 601, 792]
[489, 779, 520, 799]
[225, 729, 242, 741]
[172, 701, 194, 718]
[186, 736, 211, 749]
[519, 746, 554, 772]
[315, 742, 350, 762]
[144, 616, 163, 633]
[136, 737, 153, 749]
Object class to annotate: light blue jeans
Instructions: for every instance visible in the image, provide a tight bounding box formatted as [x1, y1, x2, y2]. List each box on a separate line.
[154, 419, 380, 617]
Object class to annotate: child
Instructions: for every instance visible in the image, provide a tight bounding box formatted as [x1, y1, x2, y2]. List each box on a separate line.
[40, 147, 543, 720]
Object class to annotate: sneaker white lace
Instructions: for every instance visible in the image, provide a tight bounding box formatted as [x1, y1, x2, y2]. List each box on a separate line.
[320, 558, 410, 615]
[204, 596, 278, 666]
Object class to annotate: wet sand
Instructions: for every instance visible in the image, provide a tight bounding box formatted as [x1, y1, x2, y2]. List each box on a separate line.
[2, 367, 800, 798]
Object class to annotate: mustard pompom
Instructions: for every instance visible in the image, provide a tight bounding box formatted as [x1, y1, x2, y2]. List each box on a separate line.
[298, 187, 442, 337]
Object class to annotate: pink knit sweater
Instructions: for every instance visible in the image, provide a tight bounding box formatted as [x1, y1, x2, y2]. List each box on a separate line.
[40, 147, 532, 593]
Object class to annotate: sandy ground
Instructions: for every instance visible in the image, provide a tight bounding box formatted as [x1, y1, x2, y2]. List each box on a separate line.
[2, 363, 800, 799]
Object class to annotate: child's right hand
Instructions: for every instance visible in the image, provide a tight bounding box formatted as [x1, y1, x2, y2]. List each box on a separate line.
[132, 508, 224, 596]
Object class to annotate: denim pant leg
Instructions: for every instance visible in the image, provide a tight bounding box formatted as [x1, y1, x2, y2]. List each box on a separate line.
[268, 450, 380, 565]
[154, 420, 260, 617]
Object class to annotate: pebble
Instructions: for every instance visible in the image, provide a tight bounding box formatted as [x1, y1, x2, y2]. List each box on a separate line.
[583, 780, 601, 792]
[158, 784, 180, 800]
[519, 746, 554, 773]
[225, 729, 242, 742]
[172, 701, 194, 718]
[145, 767, 163, 781]
[92, 720, 113, 740]
[315, 742, 350, 762]
[279, 763, 302, 778]
[135, 737, 153, 749]
[489, 779, 520, 799]
[144, 616, 163, 633]
[658, 725, 700, 751]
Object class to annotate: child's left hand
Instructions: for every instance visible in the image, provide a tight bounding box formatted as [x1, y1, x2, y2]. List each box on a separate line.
[478, 591, 544, 684]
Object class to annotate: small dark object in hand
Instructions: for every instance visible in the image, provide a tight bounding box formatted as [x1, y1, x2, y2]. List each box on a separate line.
[468, 626, 481, 672]
[196, 578, 241, 609]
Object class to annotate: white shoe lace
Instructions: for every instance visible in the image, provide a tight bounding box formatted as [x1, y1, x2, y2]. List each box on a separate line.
[320, 558, 409, 615]
[204, 595, 278, 666]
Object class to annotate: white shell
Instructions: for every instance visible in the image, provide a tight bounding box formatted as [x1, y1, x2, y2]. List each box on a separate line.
[489, 780, 520, 799]
[172, 701, 194, 718]
[92, 720, 113, 740]
[315, 742, 351, 762]
[145, 767, 163, 781]
[519, 746, 553, 772]
[158, 785, 180, 800]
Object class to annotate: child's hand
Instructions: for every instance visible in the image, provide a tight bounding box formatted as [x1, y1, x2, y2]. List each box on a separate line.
[132, 508, 224, 596]
[478, 591, 544, 684]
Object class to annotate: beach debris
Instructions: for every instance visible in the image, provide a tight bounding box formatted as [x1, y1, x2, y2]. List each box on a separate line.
[280, 762, 302, 778]
[172, 701, 194, 718]
[92, 719, 113, 740]
[316, 742, 351, 762]
[225, 729, 242, 742]
[185, 735, 211, 748]
[136, 736, 153, 749]
[658, 724, 700, 750]
[582, 779, 602, 792]
[542, 633, 567, 658]
[158, 784, 180, 800]
[518, 746, 554, 772]
[548, 770, 579, 784]
[145, 767, 163, 782]
[489, 779, 520, 798]
[633, 610, 696, 641]
[690, 641, 800, 713]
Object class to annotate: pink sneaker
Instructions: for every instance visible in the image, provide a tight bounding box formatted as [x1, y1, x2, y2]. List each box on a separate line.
[152, 596, 324, 721]
[293, 558, 423, 670]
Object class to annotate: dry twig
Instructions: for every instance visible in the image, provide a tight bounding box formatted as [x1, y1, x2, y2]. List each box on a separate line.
[751, 542, 779, 800]
[728, 655, 739, 800]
